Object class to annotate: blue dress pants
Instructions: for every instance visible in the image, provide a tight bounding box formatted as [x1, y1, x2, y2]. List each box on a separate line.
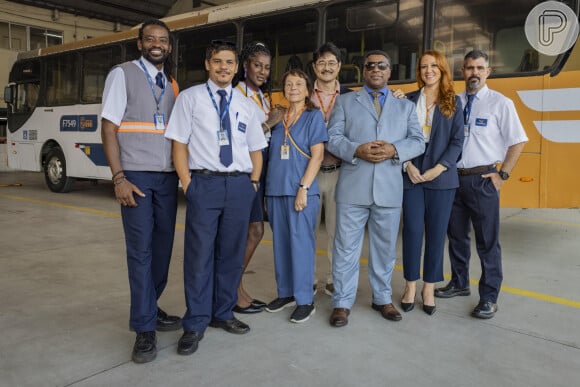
[402, 185, 456, 283]
[266, 195, 319, 305]
[447, 172, 502, 303]
[182, 173, 255, 333]
[121, 171, 178, 333]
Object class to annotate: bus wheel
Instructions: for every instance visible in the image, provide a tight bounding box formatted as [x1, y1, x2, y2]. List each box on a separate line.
[44, 148, 75, 193]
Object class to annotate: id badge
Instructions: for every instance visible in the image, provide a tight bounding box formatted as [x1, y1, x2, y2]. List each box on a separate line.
[154, 113, 165, 130]
[281, 144, 290, 160]
[464, 124, 470, 138]
[217, 129, 230, 146]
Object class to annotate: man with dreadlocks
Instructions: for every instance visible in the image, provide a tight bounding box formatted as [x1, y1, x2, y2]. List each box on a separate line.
[233, 41, 284, 314]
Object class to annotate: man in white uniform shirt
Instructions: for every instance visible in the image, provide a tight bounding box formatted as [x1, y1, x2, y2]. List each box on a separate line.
[435, 50, 528, 319]
[165, 40, 267, 356]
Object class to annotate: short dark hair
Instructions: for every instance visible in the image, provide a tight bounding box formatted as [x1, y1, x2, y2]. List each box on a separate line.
[138, 19, 171, 41]
[464, 50, 489, 65]
[364, 50, 391, 64]
[205, 40, 238, 62]
[313, 42, 342, 63]
[281, 69, 318, 111]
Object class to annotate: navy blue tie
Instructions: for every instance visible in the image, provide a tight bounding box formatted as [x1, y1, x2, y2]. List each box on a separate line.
[155, 72, 164, 89]
[217, 89, 233, 167]
[464, 93, 475, 124]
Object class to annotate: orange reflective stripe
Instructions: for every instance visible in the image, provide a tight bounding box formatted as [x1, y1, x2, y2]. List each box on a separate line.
[171, 78, 179, 97]
[117, 121, 165, 133]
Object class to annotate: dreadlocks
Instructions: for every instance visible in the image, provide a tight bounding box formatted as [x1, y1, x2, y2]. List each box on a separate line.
[236, 41, 273, 107]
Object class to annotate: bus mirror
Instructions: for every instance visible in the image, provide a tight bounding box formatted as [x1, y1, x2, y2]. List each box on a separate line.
[4, 86, 13, 105]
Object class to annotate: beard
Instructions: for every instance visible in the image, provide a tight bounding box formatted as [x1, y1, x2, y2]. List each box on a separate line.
[142, 47, 169, 66]
[467, 77, 480, 90]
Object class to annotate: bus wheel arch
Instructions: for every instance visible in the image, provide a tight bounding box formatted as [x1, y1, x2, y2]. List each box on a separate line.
[42, 143, 75, 193]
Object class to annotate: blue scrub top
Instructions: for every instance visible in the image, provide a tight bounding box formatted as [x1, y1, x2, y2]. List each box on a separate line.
[266, 109, 328, 196]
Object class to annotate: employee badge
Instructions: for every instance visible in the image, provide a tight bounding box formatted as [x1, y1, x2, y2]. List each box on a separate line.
[217, 129, 230, 146]
[154, 113, 165, 130]
[281, 144, 290, 160]
[464, 124, 470, 138]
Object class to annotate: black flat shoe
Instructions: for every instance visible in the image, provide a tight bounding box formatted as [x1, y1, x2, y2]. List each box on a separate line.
[209, 318, 250, 334]
[250, 299, 267, 308]
[401, 301, 415, 312]
[233, 304, 264, 314]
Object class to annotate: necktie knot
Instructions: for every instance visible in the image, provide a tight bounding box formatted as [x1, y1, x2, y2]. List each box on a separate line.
[217, 89, 227, 98]
[155, 72, 164, 89]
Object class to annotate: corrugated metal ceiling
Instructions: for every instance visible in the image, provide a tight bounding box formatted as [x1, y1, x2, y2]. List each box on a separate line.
[5, 0, 231, 26]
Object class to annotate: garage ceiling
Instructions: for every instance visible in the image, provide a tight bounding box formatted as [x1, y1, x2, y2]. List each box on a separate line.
[6, 0, 233, 26]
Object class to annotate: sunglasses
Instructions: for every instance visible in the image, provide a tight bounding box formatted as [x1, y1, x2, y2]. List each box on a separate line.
[211, 39, 236, 48]
[364, 62, 390, 71]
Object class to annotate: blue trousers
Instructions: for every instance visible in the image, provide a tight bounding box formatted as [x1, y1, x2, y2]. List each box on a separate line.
[332, 203, 400, 309]
[266, 195, 319, 305]
[121, 171, 178, 333]
[182, 173, 255, 332]
[402, 185, 456, 283]
[447, 173, 502, 303]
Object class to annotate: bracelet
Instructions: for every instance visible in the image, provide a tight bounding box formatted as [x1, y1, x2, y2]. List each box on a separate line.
[299, 184, 309, 191]
[111, 170, 124, 181]
[114, 177, 127, 186]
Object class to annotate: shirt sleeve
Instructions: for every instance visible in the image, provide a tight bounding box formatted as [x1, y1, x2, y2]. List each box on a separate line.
[165, 92, 193, 145]
[100, 67, 127, 126]
[245, 101, 268, 152]
[500, 98, 529, 147]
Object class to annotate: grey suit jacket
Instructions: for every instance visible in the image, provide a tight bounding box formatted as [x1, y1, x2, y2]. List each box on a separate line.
[327, 88, 425, 207]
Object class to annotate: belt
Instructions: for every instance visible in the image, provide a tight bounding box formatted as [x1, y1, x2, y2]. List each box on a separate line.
[457, 164, 496, 176]
[320, 164, 341, 173]
[190, 169, 248, 177]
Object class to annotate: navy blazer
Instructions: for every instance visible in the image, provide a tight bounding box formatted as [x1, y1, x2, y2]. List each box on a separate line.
[403, 90, 464, 190]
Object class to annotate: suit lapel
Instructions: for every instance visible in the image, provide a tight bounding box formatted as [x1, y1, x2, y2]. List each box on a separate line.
[356, 89, 379, 120]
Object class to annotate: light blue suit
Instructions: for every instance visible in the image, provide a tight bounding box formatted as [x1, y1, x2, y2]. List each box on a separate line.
[327, 88, 424, 309]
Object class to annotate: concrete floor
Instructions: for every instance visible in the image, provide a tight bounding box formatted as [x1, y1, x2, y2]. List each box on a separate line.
[1, 171, 579, 387]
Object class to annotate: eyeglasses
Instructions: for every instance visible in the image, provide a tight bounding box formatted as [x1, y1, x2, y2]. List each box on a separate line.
[364, 62, 390, 71]
[211, 39, 236, 48]
[315, 61, 339, 68]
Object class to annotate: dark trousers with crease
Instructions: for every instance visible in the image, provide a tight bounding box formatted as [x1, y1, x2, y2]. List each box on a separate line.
[447, 171, 502, 303]
[121, 171, 178, 333]
[182, 173, 255, 333]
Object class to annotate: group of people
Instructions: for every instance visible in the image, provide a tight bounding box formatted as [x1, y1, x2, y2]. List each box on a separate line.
[100, 19, 528, 364]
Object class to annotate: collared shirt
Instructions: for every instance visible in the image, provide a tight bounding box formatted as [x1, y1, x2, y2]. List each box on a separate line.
[458, 85, 528, 168]
[101, 57, 165, 126]
[236, 81, 270, 121]
[363, 84, 388, 108]
[311, 80, 341, 123]
[165, 79, 267, 173]
[415, 88, 434, 142]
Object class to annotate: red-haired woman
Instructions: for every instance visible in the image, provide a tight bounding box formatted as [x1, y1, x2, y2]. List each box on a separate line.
[401, 50, 464, 315]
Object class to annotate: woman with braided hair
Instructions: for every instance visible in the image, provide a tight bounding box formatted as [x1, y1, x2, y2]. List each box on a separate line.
[233, 41, 284, 314]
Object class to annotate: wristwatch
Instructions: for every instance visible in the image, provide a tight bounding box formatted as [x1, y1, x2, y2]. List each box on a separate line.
[299, 184, 310, 191]
[498, 170, 510, 180]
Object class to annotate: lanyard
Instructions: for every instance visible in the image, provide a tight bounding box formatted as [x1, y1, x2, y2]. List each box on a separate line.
[139, 59, 165, 113]
[236, 83, 269, 115]
[283, 105, 306, 144]
[206, 83, 233, 123]
[314, 89, 338, 116]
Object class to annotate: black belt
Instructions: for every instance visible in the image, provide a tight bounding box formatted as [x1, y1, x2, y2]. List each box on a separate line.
[457, 164, 496, 176]
[190, 169, 248, 177]
[320, 164, 341, 173]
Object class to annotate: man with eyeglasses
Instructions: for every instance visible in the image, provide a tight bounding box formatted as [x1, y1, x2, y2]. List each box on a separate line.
[327, 50, 424, 327]
[310, 42, 351, 297]
[165, 40, 267, 355]
[435, 50, 528, 319]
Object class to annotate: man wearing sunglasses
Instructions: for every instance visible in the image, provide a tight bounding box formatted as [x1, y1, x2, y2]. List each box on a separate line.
[165, 40, 267, 355]
[326, 50, 424, 327]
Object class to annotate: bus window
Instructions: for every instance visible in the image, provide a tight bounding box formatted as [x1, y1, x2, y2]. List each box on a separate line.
[325, 0, 423, 84]
[177, 24, 237, 89]
[15, 83, 39, 114]
[433, 0, 561, 76]
[45, 53, 80, 106]
[82, 45, 122, 103]
[243, 8, 319, 88]
[124, 40, 141, 62]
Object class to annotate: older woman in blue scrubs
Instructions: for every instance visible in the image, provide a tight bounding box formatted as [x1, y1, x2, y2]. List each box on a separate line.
[264, 69, 327, 323]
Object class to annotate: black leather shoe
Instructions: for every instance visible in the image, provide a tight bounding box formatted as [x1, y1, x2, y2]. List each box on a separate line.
[434, 283, 471, 298]
[250, 299, 267, 308]
[471, 301, 498, 319]
[209, 318, 250, 334]
[157, 308, 182, 332]
[132, 331, 156, 363]
[177, 331, 204, 356]
[401, 301, 415, 312]
[233, 304, 264, 314]
[423, 304, 436, 316]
